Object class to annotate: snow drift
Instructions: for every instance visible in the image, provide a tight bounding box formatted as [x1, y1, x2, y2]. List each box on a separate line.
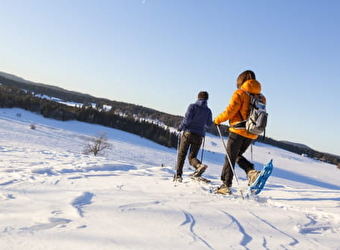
[0, 108, 339, 250]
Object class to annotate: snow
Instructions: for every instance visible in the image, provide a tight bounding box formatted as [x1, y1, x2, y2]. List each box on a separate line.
[0, 108, 339, 250]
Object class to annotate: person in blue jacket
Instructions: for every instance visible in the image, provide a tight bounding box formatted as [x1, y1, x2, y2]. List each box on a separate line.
[174, 91, 213, 182]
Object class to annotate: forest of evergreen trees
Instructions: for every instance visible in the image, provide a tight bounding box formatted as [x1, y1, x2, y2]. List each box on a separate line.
[0, 75, 339, 167]
[0, 84, 178, 149]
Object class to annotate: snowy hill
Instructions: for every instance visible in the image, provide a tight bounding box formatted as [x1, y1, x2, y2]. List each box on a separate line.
[1, 108, 339, 250]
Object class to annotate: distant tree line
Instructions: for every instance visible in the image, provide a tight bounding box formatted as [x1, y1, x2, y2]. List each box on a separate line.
[0, 74, 183, 128]
[0, 77, 339, 167]
[0, 84, 178, 149]
[260, 137, 339, 165]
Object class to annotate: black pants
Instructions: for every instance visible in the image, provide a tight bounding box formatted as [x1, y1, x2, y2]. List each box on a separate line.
[176, 132, 203, 177]
[221, 132, 254, 187]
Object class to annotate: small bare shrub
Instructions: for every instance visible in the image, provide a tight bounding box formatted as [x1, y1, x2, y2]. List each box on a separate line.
[83, 132, 111, 156]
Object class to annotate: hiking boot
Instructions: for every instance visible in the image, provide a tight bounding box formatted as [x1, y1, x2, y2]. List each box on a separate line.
[192, 164, 208, 177]
[215, 184, 232, 195]
[248, 169, 260, 186]
[173, 174, 183, 183]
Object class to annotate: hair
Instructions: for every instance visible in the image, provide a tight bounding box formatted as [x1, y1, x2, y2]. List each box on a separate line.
[198, 91, 209, 100]
[236, 70, 256, 88]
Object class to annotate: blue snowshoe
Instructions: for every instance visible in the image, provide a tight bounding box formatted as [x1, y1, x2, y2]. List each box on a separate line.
[248, 159, 273, 195]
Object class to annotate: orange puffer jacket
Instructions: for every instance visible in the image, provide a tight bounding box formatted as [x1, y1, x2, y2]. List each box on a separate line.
[214, 79, 266, 139]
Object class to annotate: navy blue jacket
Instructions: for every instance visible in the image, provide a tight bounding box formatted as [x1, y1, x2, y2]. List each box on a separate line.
[178, 99, 213, 137]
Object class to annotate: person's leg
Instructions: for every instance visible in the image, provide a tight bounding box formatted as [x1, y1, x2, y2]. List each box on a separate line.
[235, 139, 260, 185]
[188, 133, 209, 177]
[187, 133, 203, 168]
[175, 133, 190, 177]
[236, 138, 254, 174]
[220, 132, 243, 187]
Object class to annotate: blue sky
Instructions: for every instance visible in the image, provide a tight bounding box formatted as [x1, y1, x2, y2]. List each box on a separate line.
[0, 0, 339, 156]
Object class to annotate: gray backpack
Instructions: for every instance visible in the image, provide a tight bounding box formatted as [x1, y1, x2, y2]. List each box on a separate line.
[245, 92, 268, 135]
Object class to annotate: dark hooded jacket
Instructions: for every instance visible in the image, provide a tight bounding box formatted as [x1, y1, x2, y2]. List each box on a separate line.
[178, 99, 213, 137]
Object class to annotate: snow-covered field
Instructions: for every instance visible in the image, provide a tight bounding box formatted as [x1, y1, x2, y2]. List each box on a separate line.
[0, 108, 339, 250]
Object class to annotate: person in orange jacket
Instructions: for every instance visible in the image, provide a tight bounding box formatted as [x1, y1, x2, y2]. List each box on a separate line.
[214, 70, 266, 195]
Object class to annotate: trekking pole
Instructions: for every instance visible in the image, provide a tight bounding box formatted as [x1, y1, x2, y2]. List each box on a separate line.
[177, 132, 181, 152]
[173, 132, 182, 184]
[216, 125, 244, 199]
[200, 136, 205, 163]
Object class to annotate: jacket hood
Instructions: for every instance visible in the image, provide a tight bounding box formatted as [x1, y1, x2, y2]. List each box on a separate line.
[196, 99, 208, 107]
[241, 79, 261, 94]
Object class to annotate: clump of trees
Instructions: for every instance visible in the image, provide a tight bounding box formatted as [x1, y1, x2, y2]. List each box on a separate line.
[83, 132, 111, 156]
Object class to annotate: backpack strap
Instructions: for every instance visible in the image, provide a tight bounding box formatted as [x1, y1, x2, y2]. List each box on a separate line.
[241, 88, 264, 100]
